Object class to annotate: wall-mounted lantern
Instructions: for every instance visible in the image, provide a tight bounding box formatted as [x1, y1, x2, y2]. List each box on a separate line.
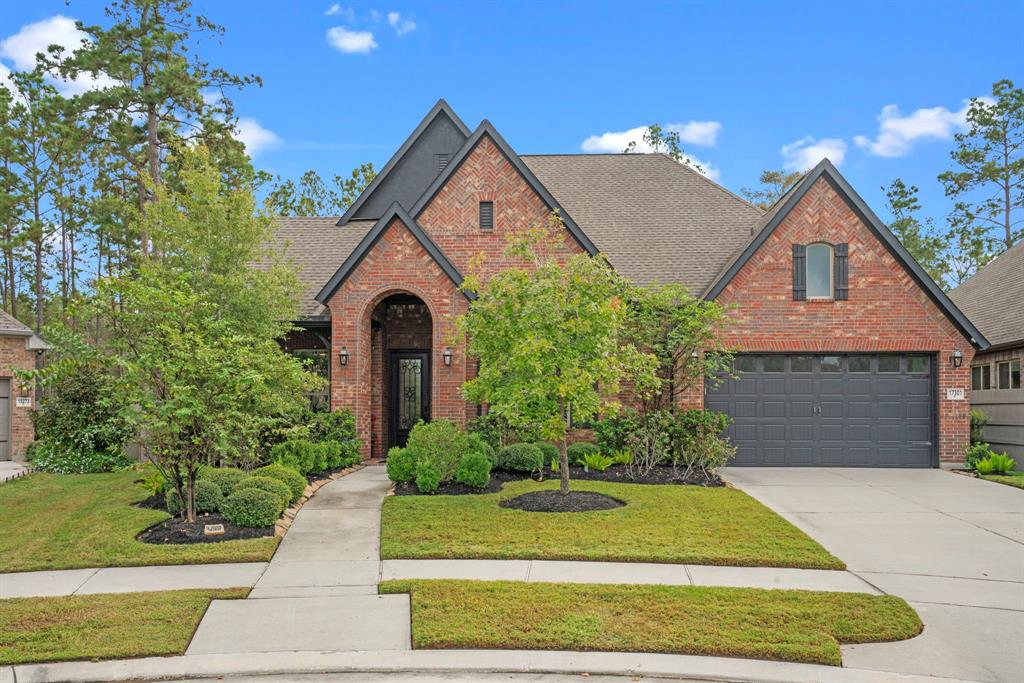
[339, 346, 349, 367]
[443, 348, 453, 367]
[949, 349, 963, 368]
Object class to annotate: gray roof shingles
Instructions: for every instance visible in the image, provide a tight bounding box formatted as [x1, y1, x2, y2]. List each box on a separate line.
[0, 309, 32, 336]
[949, 239, 1024, 349]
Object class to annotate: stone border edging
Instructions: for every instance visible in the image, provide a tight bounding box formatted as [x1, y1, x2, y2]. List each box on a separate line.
[4, 648, 979, 683]
[274, 463, 365, 536]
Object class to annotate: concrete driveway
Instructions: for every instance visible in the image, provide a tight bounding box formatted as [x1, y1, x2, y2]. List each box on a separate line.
[722, 467, 1024, 683]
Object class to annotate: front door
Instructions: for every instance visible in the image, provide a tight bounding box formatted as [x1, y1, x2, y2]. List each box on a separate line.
[389, 351, 430, 449]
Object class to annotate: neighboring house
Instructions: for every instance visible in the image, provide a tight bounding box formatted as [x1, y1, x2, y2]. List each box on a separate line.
[0, 310, 48, 461]
[270, 100, 988, 467]
[950, 240, 1024, 459]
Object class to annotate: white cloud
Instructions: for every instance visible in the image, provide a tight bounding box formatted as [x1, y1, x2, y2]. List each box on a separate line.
[580, 121, 721, 154]
[234, 117, 280, 156]
[387, 12, 416, 36]
[325, 4, 355, 21]
[853, 102, 971, 158]
[0, 15, 114, 96]
[326, 26, 377, 54]
[781, 136, 847, 171]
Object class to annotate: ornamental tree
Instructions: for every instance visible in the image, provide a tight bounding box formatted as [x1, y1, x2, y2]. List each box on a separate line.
[459, 213, 656, 494]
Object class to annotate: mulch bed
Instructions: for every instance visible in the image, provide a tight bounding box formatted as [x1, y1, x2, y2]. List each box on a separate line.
[136, 512, 273, 545]
[392, 464, 723, 496]
[134, 494, 168, 510]
[499, 490, 625, 513]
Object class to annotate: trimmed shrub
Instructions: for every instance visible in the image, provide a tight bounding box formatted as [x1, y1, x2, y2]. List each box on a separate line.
[535, 442, 558, 465]
[467, 412, 538, 450]
[252, 463, 307, 504]
[29, 440, 131, 475]
[671, 409, 735, 476]
[455, 450, 492, 488]
[405, 420, 467, 482]
[386, 446, 417, 483]
[594, 413, 633, 455]
[965, 442, 996, 470]
[567, 442, 600, 465]
[497, 443, 544, 472]
[234, 476, 291, 512]
[222, 488, 282, 527]
[467, 432, 497, 466]
[200, 467, 249, 497]
[309, 409, 358, 444]
[270, 439, 320, 475]
[165, 478, 223, 516]
[415, 460, 442, 494]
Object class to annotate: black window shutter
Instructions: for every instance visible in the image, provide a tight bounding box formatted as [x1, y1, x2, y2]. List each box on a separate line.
[834, 243, 849, 300]
[792, 244, 806, 301]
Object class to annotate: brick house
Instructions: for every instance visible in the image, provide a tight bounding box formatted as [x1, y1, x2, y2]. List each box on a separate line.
[0, 310, 48, 461]
[271, 100, 988, 467]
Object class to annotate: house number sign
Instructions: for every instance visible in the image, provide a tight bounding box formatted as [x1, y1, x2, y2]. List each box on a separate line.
[946, 388, 965, 401]
[15, 397, 31, 408]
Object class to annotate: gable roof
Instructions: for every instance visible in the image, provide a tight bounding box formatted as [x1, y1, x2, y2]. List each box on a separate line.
[0, 309, 32, 336]
[522, 153, 763, 291]
[315, 203, 471, 305]
[949, 239, 1024, 349]
[338, 99, 471, 224]
[410, 121, 599, 256]
[703, 159, 989, 349]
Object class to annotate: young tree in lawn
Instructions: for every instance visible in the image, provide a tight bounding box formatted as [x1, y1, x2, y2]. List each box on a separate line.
[459, 213, 656, 494]
[939, 79, 1023, 258]
[741, 169, 802, 210]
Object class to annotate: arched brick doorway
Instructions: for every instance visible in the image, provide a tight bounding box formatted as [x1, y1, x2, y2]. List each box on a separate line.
[370, 293, 433, 456]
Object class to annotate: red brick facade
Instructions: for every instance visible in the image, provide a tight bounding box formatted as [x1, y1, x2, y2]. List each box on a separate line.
[714, 178, 974, 463]
[0, 335, 37, 461]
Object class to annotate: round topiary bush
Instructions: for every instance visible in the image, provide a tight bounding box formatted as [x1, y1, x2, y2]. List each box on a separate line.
[221, 488, 282, 527]
[534, 442, 559, 466]
[497, 443, 544, 472]
[233, 475, 291, 513]
[567, 442, 600, 465]
[455, 450, 491, 488]
[252, 463, 307, 504]
[200, 467, 250, 497]
[386, 446, 417, 483]
[165, 478, 223, 516]
[467, 433, 497, 466]
[415, 460, 442, 494]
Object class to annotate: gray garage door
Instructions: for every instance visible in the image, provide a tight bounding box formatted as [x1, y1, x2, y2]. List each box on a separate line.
[706, 354, 936, 467]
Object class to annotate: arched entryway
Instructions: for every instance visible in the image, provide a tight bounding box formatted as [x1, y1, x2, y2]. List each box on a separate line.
[370, 293, 433, 456]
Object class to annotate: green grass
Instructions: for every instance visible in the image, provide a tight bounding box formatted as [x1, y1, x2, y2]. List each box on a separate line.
[0, 588, 248, 665]
[381, 479, 843, 569]
[981, 471, 1024, 489]
[381, 579, 921, 666]
[0, 470, 278, 573]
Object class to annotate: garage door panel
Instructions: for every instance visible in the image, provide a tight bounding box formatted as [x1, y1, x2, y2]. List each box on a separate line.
[708, 353, 935, 467]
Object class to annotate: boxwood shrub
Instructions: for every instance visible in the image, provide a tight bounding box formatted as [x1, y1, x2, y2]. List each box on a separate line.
[497, 443, 544, 472]
[534, 442, 559, 465]
[386, 446, 416, 483]
[270, 439, 321, 475]
[222, 488, 282, 527]
[234, 475, 291, 512]
[567, 442, 600, 464]
[415, 460, 442, 494]
[200, 467, 250, 497]
[455, 450, 491, 488]
[252, 463, 307, 504]
[165, 478, 223, 516]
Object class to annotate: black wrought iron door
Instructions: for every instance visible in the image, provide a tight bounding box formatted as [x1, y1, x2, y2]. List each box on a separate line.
[389, 351, 430, 448]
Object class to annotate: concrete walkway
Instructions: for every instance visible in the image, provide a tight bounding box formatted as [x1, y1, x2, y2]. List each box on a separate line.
[722, 467, 1024, 683]
[186, 465, 411, 655]
[0, 562, 268, 598]
[0, 461, 27, 483]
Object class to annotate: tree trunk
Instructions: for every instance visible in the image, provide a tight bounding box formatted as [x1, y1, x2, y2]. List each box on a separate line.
[559, 400, 570, 494]
[33, 195, 43, 333]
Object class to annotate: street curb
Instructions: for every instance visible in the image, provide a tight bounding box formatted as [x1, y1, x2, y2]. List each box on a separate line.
[6, 649, 983, 683]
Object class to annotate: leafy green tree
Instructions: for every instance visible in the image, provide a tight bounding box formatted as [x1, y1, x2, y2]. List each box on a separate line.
[50, 147, 317, 521]
[265, 164, 377, 216]
[459, 213, 657, 494]
[0, 84, 27, 317]
[883, 179, 948, 286]
[623, 124, 704, 174]
[939, 79, 1023, 254]
[741, 169, 802, 210]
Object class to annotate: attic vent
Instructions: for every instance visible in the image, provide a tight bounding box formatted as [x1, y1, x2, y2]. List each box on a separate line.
[435, 153, 451, 174]
[479, 201, 494, 231]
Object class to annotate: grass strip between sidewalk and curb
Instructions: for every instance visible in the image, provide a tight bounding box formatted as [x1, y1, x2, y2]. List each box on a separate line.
[380, 579, 922, 666]
[980, 471, 1024, 489]
[381, 479, 844, 569]
[0, 587, 249, 665]
[0, 471, 279, 573]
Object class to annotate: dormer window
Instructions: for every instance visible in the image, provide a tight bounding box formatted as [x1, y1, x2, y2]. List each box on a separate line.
[806, 243, 833, 299]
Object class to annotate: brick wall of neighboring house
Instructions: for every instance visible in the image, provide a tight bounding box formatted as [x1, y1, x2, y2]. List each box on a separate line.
[0, 335, 36, 460]
[327, 218, 470, 459]
[714, 177, 975, 463]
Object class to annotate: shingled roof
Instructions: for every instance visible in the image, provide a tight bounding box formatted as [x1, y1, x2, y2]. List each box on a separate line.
[0, 309, 32, 336]
[522, 154, 763, 292]
[950, 239, 1024, 349]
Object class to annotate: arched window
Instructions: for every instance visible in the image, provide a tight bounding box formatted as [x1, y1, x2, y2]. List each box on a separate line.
[805, 243, 833, 299]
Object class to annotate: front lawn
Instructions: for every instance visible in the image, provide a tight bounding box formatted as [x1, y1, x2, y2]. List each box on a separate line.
[981, 471, 1024, 489]
[0, 471, 279, 574]
[380, 479, 843, 569]
[380, 579, 921, 666]
[0, 588, 248, 665]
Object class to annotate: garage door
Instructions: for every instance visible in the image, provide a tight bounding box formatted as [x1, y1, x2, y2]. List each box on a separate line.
[706, 354, 935, 467]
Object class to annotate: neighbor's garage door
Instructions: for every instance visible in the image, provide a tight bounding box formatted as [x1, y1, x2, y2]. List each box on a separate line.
[706, 354, 936, 467]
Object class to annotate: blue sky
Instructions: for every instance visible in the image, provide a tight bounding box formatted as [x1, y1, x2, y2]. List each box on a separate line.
[1, 0, 1020, 222]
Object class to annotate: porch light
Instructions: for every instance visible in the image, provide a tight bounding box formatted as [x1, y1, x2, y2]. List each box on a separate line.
[339, 346, 349, 367]
[949, 350, 963, 368]
[443, 348, 453, 367]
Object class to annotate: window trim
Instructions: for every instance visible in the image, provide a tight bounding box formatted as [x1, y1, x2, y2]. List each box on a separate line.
[971, 364, 991, 391]
[997, 359, 1021, 390]
[805, 242, 834, 300]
